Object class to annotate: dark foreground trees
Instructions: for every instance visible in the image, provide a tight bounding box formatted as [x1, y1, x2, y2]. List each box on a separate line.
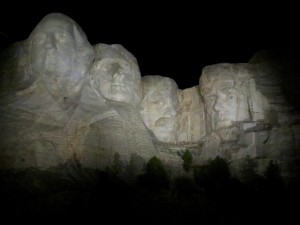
[0, 155, 297, 225]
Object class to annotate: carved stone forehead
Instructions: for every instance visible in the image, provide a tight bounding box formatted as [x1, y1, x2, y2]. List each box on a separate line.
[142, 75, 178, 91]
[28, 13, 88, 46]
[200, 63, 253, 96]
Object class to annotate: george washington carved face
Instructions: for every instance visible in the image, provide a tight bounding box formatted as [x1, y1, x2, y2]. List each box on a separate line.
[28, 13, 94, 99]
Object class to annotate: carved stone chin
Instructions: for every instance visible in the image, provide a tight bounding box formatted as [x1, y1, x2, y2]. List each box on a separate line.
[216, 126, 240, 141]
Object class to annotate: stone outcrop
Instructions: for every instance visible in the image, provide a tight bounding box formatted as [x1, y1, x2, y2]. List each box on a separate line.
[0, 13, 299, 182]
[177, 85, 205, 143]
[0, 13, 158, 175]
[0, 13, 94, 169]
[199, 62, 300, 179]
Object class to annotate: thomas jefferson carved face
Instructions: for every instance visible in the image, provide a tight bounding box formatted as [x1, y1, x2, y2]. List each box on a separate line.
[90, 44, 142, 105]
[28, 13, 94, 99]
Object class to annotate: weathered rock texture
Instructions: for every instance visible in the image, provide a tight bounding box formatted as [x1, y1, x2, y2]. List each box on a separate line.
[0, 13, 94, 169]
[199, 62, 300, 179]
[0, 13, 299, 181]
[79, 43, 158, 176]
[177, 86, 205, 143]
[0, 13, 157, 176]
[140, 75, 179, 143]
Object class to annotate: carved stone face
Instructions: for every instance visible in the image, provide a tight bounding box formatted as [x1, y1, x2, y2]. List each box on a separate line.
[28, 13, 93, 99]
[200, 64, 251, 132]
[91, 58, 140, 103]
[213, 83, 250, 130]
[140, 76, 179, 143]
[90, 44, 142, 105]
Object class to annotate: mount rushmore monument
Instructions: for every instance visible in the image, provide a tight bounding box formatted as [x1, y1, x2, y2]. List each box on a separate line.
[0, 13, 299, 181]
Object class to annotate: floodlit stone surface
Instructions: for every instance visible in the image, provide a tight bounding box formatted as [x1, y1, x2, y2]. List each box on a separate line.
[140, 75, 179, 143]
[140, 77, 205, 144]
[78, 43, 157, 173]
[177, 85, 206, 143]
[0, 13, 299, 181]
[200, 63, 268, 140]
[91, 43, 142, 105]
[199, 62, 300, 179]
[0, 13, 156, 172]
[0, 13, 94, 169]
[28, 13, 94, 101]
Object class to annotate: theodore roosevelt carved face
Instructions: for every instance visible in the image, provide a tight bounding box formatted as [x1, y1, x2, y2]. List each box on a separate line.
[140, 75, 179, 143]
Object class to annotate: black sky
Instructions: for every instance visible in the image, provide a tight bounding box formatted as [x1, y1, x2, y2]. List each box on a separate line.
[1, 1, 299, 89]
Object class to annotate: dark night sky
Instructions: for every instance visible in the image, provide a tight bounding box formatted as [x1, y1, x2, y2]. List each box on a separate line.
[1, 1, 299, 89]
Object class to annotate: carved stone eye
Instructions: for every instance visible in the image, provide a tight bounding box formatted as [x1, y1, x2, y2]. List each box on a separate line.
[33, 32, 47, 45]
[54, 32, 73, 44]
[227, 94, 236, 100]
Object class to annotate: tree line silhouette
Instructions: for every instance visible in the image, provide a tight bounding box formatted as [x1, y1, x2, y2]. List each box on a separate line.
[0, 153, 298, 225]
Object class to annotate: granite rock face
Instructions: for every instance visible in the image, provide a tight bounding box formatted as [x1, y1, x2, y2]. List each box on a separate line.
[0, 13, 94, 169]
[140, 77, 205, 144]
[0, 13, 157, 174]
[199, 62, 300, 179]
[0, 13, 299, 181]
[91, 43, 142, 105]
[177, 85, 206, 143]
[140, 75, 179, 143]
[79, 43, 157, 174]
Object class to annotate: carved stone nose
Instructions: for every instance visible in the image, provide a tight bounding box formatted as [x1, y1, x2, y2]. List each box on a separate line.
[213, 98, 223, 112]
[45, 38, 55, 49]
[112, 71, 124, 82]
